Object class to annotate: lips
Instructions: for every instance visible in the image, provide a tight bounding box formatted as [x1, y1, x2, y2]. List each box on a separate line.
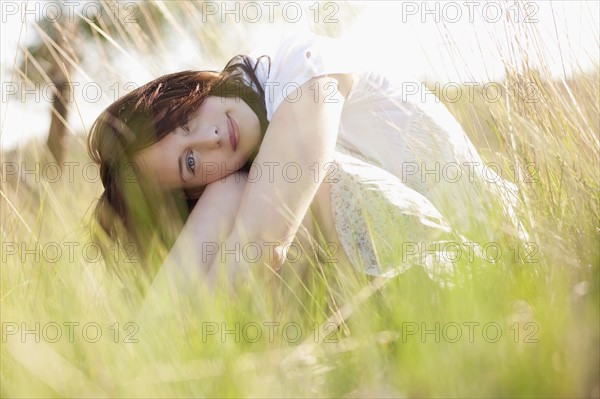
[227, 114, 238, 151]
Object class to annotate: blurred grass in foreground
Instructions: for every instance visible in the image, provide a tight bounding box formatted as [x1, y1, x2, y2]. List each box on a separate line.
[1, 1, 598, 397]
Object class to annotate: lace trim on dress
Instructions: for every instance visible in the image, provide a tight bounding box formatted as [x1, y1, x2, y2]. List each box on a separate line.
[328, 146, 465, 286]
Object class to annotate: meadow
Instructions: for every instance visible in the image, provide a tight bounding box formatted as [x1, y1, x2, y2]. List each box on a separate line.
[1, 1, 598, 397]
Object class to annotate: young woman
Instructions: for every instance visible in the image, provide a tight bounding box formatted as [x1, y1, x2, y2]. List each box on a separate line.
[88, 32, 523, 289]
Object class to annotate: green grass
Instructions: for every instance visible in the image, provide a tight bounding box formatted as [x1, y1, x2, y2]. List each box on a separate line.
[1, 2, 599, 397]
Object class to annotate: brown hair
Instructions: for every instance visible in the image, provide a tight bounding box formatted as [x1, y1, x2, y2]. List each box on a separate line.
[87, 55, 270, 275]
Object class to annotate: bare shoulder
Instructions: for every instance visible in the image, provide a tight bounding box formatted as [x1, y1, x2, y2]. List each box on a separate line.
[328, 73, 354, 98]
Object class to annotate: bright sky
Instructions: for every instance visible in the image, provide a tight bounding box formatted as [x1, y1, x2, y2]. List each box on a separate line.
[1, 0, 598, 150]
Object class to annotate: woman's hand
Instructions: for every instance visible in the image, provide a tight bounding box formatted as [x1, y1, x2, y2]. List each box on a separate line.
[142, 171, 248, 304]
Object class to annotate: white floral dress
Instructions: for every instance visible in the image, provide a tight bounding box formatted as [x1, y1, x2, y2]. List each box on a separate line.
[248, 32, 525, 281]
[328, 147, 469, 285]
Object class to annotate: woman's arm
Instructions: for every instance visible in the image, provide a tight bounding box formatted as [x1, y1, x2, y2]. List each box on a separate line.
[208, 73, 353, 283]
[142, 171, 247, 303]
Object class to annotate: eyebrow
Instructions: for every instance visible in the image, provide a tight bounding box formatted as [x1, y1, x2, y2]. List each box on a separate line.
[178, 154, 185, 183]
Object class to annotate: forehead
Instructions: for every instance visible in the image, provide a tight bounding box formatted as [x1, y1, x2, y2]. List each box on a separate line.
[134, 135, 182, 189]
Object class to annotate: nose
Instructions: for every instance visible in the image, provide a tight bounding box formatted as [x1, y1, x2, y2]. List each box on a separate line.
[189, 126, 222, 150]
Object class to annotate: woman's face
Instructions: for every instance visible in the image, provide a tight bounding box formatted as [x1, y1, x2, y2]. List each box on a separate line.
[135, 96, 261, 189]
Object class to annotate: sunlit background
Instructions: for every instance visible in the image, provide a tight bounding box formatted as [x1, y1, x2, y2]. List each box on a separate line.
[1, 0, 598, 150]
[1, 1, 599, 397]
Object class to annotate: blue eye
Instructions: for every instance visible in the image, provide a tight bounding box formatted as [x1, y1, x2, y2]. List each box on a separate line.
[186, 152, 196, 172]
